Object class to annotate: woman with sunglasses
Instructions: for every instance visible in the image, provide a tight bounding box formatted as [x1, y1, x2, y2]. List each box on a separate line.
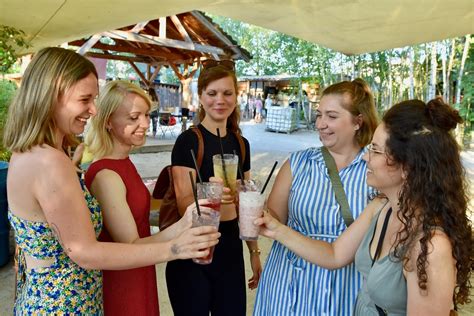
[256, 98, 472, 315]
[253, 79, 379, 316]
[165, 60, 262, 316]
[83, 81, 220, 315]
[4, 47, 220, 314]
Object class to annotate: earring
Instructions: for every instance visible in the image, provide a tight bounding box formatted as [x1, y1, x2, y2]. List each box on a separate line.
[354, 125, 359, 130]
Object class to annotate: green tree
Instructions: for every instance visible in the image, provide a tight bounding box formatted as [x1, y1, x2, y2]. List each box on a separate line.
[0, 25, 30, 74]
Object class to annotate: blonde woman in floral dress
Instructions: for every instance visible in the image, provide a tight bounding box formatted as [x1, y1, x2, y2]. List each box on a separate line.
[4, 47, 220, 315]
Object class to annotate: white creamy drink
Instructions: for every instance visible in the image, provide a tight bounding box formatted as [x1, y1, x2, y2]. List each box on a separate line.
[239, 191, 265, 240]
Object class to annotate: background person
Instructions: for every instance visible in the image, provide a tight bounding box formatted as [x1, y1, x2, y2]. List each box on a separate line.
[3, 47, 219, 314]
[165, 60, 262, 316]
[148, 87, 159, 137]
[253, 79, 379, 316]
[254, 94, 263, 123]
[256, 98, 472, 315]
[239, 91, 248, 120]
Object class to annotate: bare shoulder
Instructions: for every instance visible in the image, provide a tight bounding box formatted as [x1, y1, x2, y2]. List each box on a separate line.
[93, 168, 123, 184]
[91, 168, 126, 194]
[9, 145, 73, 177]
[365, 196, 389, 218]
[422, 230, 453, 259]
[406, 228, 454, 272]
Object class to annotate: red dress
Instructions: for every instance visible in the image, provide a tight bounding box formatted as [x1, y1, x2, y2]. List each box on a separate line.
[85, 157, 159, 316]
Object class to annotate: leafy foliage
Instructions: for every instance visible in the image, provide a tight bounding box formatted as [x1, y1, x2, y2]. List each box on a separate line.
[458, 43, 474, 125]
[0, 25, 30, 74]
[0, 79, 16, 160]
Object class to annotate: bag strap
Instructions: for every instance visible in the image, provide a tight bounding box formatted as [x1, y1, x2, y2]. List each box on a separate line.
[370, 207, 392, 266]
[321, 146, 354, 227]
[190, 126, 204, 168]
[369, 207, 393, 316]
[189, 126, 245, 171]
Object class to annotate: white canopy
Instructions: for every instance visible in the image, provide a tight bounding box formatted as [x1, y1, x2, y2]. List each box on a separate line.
[1, 0, 473, 55]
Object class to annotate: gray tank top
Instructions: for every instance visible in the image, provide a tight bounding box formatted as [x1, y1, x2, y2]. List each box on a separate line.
[354, 209, 407, 315]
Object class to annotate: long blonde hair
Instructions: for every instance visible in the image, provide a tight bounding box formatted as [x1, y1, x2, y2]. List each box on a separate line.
[3, 47, 97, 152]
[85, 80, 151, 158]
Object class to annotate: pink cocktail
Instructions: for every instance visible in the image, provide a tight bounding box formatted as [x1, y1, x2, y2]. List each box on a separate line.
[192, 209, 220, 265]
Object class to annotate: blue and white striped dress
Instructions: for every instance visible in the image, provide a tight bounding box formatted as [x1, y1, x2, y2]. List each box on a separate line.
[253, 147, 375, 316]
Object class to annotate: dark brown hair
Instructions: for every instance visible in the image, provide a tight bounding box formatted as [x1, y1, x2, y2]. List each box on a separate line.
[321, 78, 378, 147]
[383, 98, 472, 305]
[197, 65, 241, 134]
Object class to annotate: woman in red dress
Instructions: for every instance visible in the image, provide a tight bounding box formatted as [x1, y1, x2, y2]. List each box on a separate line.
[84, 80, 220, 315]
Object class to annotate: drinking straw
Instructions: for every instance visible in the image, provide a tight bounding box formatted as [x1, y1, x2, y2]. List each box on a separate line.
[190, 149, 203, 185]
[233, 149, 246, 191]
[260, 161, 278, 195]
[189, 171, 201, 216]
[216, 128, 230, 186]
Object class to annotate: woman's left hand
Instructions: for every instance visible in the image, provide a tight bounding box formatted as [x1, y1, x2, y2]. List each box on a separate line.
[179, 199, 210, 230]
[248, 252, 262, 290]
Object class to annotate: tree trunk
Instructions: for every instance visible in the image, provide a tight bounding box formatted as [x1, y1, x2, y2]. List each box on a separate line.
[408, 47, 415, 99]
[388, 52, 393, 109]
[447, 39, 456, 103]
[428, 41, 437, 100]
[455, 34, 471, 105]
[441, 41, 448, 100]
[181, 78, 193, 108]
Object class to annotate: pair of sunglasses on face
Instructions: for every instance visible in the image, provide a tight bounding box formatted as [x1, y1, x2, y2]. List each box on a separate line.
[201, 59, 235, 71]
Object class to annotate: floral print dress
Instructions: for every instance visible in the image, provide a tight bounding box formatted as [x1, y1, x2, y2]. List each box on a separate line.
[8, 180, 103, 315]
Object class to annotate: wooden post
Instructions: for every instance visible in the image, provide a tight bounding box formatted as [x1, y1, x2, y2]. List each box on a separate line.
[170, 60, 200, 132]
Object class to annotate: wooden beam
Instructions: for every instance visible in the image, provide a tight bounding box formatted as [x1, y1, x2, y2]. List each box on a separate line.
[170, 63, 185, 81]
[101, 30, 224, 55]
[149, 65, 161, 83]
[190, 11, 250, 62]
[170, 60, 200, 81]
[170, 15, 192, 43]
[85, 52, 150, 63]
[181, 19, 207, 44]
[159, 17, 166, 38]
[146, 64, 151, 81]
[131, 21, 149, 33]
[77, 34, 102, 55]
[128, 61, 149, 86]
[78, 42, 183, 61]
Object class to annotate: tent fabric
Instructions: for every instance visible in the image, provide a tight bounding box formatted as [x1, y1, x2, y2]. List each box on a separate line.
[1, 0, 473, 55]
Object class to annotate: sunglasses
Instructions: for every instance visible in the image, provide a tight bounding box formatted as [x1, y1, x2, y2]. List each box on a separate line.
[201, 59, 235, 71]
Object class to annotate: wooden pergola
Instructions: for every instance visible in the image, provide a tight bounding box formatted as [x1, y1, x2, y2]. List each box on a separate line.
[67, 10, 251, 107]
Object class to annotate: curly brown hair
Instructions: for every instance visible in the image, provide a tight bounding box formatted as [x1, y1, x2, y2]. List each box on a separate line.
[383, 98, 472, 305]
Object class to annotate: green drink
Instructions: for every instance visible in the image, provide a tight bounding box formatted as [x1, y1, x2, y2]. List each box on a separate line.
[212, 154, 238, 195]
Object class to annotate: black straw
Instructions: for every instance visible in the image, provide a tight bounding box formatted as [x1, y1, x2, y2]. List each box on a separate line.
[260, 161, 278, 195]
[216, 128, 229, 186]
[233, 149, 246, 191]
[190, 149, 203, 185]
[189, 171, 201, 216]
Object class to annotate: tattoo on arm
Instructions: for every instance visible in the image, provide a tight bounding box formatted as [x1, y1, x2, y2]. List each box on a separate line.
[171, 244, 180, 255]
[51, 223, 72, 254]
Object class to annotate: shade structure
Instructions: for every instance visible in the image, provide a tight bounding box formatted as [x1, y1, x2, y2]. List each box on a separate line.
[1, 0, 473, 55]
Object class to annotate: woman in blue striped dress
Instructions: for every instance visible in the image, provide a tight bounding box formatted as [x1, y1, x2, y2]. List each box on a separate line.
[253, 79, 378, 315]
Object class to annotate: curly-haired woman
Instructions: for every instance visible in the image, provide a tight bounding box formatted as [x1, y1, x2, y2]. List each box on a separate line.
[256, 98, 472, 315]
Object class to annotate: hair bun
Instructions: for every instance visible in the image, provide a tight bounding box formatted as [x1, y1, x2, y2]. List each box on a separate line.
[425, 97, 463, 132]
[352, 78, 372, 94]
